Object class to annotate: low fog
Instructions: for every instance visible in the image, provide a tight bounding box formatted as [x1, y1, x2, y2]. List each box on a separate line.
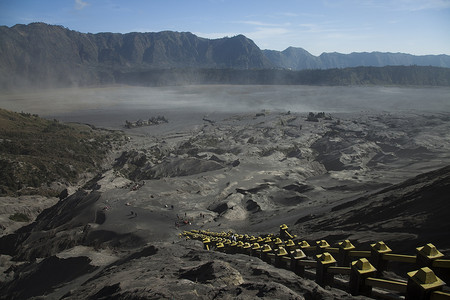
[1, 85, 449, 129]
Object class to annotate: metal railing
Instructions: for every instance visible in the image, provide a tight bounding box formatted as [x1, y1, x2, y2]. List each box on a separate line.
[182, 224, 450, 300]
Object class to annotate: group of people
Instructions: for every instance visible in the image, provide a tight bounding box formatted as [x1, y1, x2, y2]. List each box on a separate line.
[174, 211, 208, 228]
[175, 213, 192, 227]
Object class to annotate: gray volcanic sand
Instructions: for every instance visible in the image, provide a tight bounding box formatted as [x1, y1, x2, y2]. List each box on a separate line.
[1, 85, 450, 238]
[1, 85, 450, 299]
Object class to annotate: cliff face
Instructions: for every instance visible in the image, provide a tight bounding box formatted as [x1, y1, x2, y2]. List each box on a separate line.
[0, 23, 273, 88]
[263, 47, 320, 70]
[1, 22, 450, 89]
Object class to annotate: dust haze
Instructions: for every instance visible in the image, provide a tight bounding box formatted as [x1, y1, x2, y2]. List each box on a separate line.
[1, 85, 449, 128]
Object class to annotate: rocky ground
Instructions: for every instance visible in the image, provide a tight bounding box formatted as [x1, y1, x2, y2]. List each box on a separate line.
[1, 91, 450, 298]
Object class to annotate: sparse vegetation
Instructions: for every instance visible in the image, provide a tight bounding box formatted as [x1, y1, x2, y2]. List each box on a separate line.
[0, 108, 123, 196]
[124, 116, 168, 128]
[116, 66, 450, 87]
[9, 212, 30, 222]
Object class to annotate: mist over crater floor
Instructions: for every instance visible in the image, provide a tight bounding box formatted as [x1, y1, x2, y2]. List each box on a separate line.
[1, 85, 449, 128]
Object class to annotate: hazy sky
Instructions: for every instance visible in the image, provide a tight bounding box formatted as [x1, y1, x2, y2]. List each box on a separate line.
[1, 0, 449, 55]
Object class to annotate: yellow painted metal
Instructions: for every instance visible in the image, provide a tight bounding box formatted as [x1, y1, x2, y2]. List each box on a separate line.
[316, 252, 336, 264]
[285, 240, 296, 247]
[262, 244, 272, 253]
[252, 243, 261, 250]
[274, 237, 284, 245]
[339, 239, 356, 251]
[277, 247, 288, 256]
[431, 291, 450, 300]
[366, 277, 407, 293]
[298, 240, 310, 248]
[383, 253, 416, 263]
[371, 241, 392, 253]
[433, 259, 450, 269]
[407, 267, 446, 290]
[417, 243, 444, 260]
[316, 240, 330, 248]
[292, 249, 306, 260]
[185, 226, 450, 297]
[352, 258, 376, 274]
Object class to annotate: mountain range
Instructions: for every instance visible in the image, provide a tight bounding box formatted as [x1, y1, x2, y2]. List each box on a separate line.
[263, 47, 450, 70]
[1, 22, 450, 88]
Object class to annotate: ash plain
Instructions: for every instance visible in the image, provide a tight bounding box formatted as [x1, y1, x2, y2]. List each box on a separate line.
[1, 84, 450, 299]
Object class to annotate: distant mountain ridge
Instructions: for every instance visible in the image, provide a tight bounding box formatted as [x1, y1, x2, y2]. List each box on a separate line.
[263, 47, 450, 70]
[0, 22, 449, 88]
[0, 22, 270, 72]
[0, 23, 272, 88]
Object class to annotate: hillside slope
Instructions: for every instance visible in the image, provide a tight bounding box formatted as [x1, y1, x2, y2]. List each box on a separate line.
[1, 23, 450, 89]
[0, 108, 121, 196]
[0, 23, 272, 88]
[115, 66, 450, 86]
[295, 165, 450, 252]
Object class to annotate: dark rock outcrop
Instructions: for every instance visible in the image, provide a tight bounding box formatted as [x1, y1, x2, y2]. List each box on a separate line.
[0, 256, 96, 300]
[0, 190, 143, 260]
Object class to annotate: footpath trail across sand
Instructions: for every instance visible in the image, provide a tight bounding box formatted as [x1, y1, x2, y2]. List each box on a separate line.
[97, 186, 181, 242]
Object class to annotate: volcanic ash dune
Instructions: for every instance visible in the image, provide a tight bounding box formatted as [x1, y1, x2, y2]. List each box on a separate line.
[1, 110, 450, 299]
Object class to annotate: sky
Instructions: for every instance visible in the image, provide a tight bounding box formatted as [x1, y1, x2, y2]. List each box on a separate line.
[1, 0, 449, 55]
